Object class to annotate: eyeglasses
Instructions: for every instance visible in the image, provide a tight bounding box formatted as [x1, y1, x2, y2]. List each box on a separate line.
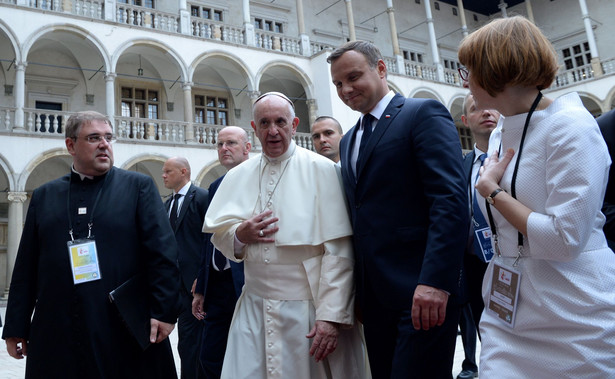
[458, 67, 469, 81]
[74, 134, 117, 144]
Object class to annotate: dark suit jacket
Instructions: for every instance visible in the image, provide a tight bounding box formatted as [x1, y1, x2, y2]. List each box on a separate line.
[165, 184, 209, 293]
[340, 94, 468, 309]
[2, 168, 180, 378]
[597, 109, 615, 249]
[195, 176, 244, 302]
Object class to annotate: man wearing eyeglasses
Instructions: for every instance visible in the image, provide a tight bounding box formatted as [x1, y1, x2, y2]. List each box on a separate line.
[2, 111, 181, 378]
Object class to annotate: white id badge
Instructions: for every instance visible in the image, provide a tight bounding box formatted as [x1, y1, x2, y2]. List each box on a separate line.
[67, 238, 102, 284]
[486, 261, 521, 328]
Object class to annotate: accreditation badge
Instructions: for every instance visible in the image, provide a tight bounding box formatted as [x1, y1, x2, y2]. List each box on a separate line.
[474, 225, 494, 262]
[67, 238, 102, 284]
[486, 260, 521, 328]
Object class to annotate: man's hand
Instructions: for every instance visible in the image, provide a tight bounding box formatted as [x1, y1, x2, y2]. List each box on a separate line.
[149, 318, 175, 343]
[192, 293, 206, 320]
[6, 337, 27, 359]
[306, 320, 339, 362]
[235, 210, 279, 244]
[190, 278, 197, 296]
[411, 284, 449, 330]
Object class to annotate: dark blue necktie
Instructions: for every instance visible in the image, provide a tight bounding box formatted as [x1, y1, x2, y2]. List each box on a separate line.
[358, 113, 375, 156]
[472, 153, 493, 262]
[169, 193, 181, 229]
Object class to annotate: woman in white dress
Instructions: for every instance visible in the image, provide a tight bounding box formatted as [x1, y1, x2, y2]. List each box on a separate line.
[457, 16, 615, 378]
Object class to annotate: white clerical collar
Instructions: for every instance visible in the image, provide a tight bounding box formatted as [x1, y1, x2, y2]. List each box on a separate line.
[174, 181, 191, 196]
[264, 140, 297, 163]
[364, 90, 395, 120]
[71, 164, 94, 181]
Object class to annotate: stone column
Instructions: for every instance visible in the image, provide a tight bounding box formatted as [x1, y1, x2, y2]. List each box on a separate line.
[525, 0, 535, 24]
[2, 192, 27, 299]
[104, 0, 116, 21]
[179, 0, 191, 35]
[104, 73, 116, 129]
[306, 98, 317, 129]
[578, 0, 603, 76]
[424, 0, 444, 81]
[183, 82, 195, 142]
[498, 0, 508, 18]
[243, 0, 255, 46]
[386, 0, 404, 74]
[296, 0, 311, 56]
[344, 0, 356, 41]
[13, 62, 26, 130]
[457, 0, 468, 37]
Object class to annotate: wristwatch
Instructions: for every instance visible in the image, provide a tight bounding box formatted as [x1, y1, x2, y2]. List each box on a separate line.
[487, 188, 506, 205]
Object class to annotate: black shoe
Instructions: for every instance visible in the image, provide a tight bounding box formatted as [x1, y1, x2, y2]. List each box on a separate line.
[457, 369, 478, 379]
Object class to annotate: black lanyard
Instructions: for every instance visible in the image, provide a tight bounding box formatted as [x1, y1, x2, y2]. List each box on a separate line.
[485, 92, 543, 259]
[67, 169, 110, 241]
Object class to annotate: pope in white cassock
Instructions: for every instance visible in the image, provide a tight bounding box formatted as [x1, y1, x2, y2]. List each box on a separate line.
[203, 92, 367, 379]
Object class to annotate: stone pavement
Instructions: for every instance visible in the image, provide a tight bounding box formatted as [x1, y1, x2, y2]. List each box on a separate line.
[0, 305, 477, 378]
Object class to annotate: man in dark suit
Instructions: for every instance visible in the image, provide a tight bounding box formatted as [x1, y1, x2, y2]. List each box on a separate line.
[163, 157, 209, 379]
[192, 126, 250, 378]
[328, 41, 468, 378]
[3, 111, 180, 378]
[456, 94, 499, 379]
[597, 109, 615, 250]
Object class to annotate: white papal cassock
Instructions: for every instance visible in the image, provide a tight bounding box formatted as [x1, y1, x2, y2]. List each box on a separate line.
[204, 141, 367, 379]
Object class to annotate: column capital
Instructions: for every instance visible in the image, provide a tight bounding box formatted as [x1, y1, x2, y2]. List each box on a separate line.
[104, 72, 117, 81]
[8, 191, 28, 203]
[248, 91, 262, 102]
[182, 81, 194, 90]
[15, 61, 27, 70]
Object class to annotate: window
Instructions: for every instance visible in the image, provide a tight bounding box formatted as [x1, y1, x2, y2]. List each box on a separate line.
[444, 59, 460, 70]
[415, 0, 420, 3]
[190, 4, 223, 21]
[452, 7, 458, 16]
[457, 126, 473, 151]
[402, 50, 424, 64]
[254, 17, 284, 33]
[562, 42, 591, 70]
[121, 87, 159, 120]
[434, 2, 440, 10]
[194, 94, 229, 126]
[473, 14, 478, 21]
[118, 0, 154, 8]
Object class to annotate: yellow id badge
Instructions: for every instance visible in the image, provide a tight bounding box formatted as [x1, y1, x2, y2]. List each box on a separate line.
[67, 238, 102, 284]
[486, 261, 521, 328]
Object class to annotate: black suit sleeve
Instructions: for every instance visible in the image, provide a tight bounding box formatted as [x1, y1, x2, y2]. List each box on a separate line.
[137, 176, 182, 323]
